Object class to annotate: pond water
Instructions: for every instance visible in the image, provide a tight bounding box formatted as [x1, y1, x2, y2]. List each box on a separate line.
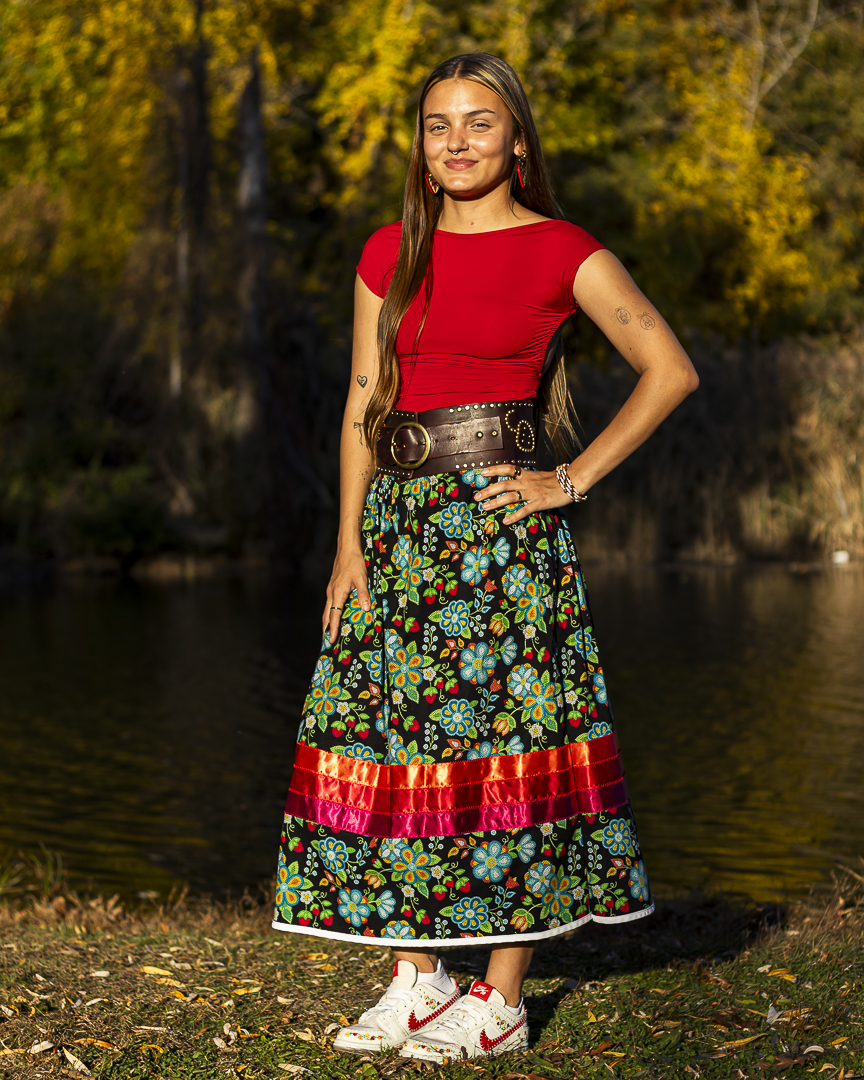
[1, 565, 862, 905]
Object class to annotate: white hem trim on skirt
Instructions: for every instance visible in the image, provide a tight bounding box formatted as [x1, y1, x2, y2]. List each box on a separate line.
[270, 900, 655, 947]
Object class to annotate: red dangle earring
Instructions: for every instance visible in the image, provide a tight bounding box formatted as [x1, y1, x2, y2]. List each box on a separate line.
[425, 171, 440, 195]
[516, 152, 528, 189]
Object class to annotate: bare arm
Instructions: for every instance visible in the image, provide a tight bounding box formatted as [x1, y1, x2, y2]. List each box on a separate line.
[474, 249, 699, 519]
[564, 249, 700, 492]
[323, 275, 383, 643]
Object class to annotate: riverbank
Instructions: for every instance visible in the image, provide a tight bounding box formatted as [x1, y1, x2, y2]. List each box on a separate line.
[1, 865, 861, 1079]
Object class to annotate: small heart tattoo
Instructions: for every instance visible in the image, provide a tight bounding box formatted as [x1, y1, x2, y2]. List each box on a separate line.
[357, 375, 368, 387]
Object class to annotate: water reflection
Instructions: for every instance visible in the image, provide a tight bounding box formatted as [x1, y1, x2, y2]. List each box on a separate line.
[0, 567, 861, 904]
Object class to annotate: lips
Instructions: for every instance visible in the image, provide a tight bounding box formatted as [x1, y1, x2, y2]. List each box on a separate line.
[444, 160, 476, 170]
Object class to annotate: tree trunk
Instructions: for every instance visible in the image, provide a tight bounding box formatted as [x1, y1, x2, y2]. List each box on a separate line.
[237, 46, 332, 561]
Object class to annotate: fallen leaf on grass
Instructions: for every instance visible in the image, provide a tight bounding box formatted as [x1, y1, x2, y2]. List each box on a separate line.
[831, 1037, 849, 1045]
[0, 1005, 16, 1017]
[818, 1066, 838, 1074]
[62, 1047, 92, 1075]
[718, 1034, 768, 1050]
[300, 952, 329, 962]
[82, 998, 105, 1007]
[324, 1023, 340, 1034]
[277, 995, 294, 1006]
[0, 1050, 25, 1056]
[29, 1041, 54, 1054]
[74, 1039, 117, 1050]
[292, 1029, 316, 1043]
[277, 1066, 309, 1076]
[139, 966, 173, 976]
[591, 1040, 615, 1056]
[232, 986, 262, 995]
[89, 971, 110, 978]
[767, 1005, 812, 1024]
[139, 1044, 164, 1053]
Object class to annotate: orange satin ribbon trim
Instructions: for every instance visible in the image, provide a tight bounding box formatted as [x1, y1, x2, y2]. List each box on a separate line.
[289, 733, 624, 815]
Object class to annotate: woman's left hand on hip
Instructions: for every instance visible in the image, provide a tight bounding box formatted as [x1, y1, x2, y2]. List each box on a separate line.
[474, 465, 575, 524]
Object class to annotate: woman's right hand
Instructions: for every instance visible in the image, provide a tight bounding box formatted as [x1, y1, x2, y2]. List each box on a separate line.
[323, 550, 371, 645]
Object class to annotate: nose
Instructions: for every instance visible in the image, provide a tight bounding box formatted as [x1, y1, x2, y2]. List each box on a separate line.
[447, 129, 468, 155]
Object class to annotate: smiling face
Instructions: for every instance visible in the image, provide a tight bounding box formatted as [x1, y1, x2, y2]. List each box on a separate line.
[422, 78, 523, 198]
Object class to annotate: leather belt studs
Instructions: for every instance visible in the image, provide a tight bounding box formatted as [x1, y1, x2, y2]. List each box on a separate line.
[377, 400, 538, 479]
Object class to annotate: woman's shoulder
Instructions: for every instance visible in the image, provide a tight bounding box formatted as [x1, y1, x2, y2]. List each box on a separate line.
[357, 221, 402, 297]
[362, 220, 403, 254]
[543, 218, 605, 250]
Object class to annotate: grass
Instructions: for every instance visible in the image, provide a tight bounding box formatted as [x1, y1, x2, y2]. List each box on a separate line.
[0, 862, 862, 1080]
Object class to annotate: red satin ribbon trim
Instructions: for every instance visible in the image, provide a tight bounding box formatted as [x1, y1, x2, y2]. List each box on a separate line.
[284, 734, 629, 838]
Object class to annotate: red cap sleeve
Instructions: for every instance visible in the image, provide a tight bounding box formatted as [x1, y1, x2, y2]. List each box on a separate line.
[356, 221, 403, 298]
[554, 221, 606, 304]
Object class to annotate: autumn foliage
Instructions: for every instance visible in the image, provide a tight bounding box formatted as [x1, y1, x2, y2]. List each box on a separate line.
[0, 0, 861, 566]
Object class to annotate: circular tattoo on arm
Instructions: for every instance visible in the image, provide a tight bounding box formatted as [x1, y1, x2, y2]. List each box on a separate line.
[615, 306, 631, 325]
[639, 312, 656, 330]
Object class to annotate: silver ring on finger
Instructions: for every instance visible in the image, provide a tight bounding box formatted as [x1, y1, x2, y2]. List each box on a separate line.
[514, 490, 522, 502]
[514, 466, 522, 478]
[330, 605, 342, 611]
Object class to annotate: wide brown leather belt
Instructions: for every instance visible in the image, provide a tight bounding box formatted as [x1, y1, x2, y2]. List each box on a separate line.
[377, 399, 538, 479]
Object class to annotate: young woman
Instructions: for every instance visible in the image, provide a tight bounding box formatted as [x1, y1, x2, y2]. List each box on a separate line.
[273, 53, 698, 1063]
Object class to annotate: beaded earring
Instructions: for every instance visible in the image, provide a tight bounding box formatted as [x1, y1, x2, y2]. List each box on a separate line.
[425, 172, 440, 194]
[516, 153, 528, 189]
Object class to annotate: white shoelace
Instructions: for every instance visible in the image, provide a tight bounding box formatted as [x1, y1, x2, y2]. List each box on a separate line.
[419, 993, 506, 1036]
[357, 984, 417, 1025]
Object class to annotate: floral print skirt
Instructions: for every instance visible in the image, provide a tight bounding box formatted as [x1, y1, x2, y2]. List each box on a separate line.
[272, 468, 653, 946]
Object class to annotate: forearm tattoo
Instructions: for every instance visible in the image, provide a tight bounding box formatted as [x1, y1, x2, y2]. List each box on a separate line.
[353, 421, 364, 444]
[615, 306, 631, 325]
[638, 312, 655, 329]
[356, 375, 367, 387]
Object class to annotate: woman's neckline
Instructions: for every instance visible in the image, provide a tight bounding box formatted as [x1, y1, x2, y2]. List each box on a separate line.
[434, 218, 559, 237]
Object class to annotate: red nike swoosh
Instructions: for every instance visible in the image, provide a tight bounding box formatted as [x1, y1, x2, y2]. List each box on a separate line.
[407, 989, 461, 1032]
[479, 1013, 527, 1051]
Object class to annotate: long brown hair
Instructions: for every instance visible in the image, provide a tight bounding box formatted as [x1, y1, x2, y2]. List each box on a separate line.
[363, 53, 579, 461]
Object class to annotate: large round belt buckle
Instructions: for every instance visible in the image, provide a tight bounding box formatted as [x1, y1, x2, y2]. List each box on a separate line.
[390, 421, 431, 470]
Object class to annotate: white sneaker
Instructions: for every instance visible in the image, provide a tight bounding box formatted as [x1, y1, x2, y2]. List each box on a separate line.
[332, 960, 461, 1055]
[400, 979, 529, 1063]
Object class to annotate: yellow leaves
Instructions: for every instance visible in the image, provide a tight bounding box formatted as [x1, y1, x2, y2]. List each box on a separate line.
[767, 967, 799, 982]
[718, 1033, 768, 1049]
[139, 966, 173, 976]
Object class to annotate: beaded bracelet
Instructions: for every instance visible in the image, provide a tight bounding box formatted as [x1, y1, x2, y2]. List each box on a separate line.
[555, 462, 588, 504]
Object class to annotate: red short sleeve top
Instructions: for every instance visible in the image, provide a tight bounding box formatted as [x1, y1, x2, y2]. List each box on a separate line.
[356, 219, 604, 412]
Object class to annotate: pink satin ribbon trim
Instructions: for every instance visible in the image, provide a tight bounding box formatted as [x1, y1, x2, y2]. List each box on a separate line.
[283, 735, 630, 838]
[285, 779, 629, 837]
